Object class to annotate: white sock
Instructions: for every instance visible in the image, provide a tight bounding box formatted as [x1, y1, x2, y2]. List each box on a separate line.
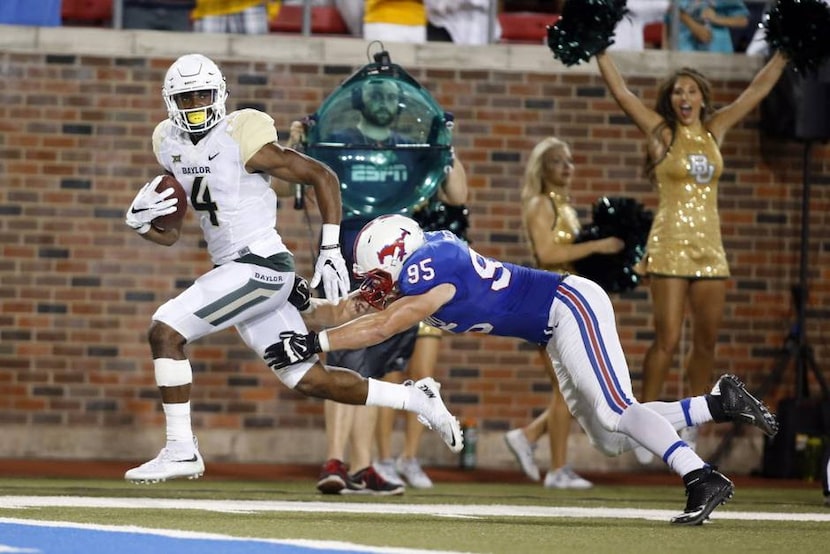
[666, 446, 706, 476]
[163, 402, 193, 451]
[617, 403, 704, 477]
[687, 396, 714, 426]
[365, 379, 408, 410]
[643, 396, 712, 431]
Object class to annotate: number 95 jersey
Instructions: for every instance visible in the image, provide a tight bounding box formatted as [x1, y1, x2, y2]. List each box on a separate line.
[152, 109, 287, 265]
[399, 231, 564, 345]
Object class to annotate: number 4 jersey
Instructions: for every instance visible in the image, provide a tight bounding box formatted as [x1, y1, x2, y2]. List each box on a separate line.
[399, 231, 564, 345]
[152, 109, 288, 265]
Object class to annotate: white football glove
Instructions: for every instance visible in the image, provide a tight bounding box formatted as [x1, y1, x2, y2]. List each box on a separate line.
[125, 176, 179, 234]
[310, 245, 350, 303]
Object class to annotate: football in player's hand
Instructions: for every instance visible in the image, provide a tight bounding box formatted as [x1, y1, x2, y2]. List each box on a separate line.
[152, 175, 187, 231]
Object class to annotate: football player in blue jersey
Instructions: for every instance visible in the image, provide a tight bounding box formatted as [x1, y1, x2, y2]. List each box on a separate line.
[266, 214, 780, 525]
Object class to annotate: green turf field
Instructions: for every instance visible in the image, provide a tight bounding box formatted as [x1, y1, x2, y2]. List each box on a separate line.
[2, 478, 828, 553]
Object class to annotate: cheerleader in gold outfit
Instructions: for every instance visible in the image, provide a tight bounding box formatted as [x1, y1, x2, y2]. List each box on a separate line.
[595, 50, 788, 457]
[504, 137, 624, 488]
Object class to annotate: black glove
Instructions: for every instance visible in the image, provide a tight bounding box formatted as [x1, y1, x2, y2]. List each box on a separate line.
[288, 274, 311, 312]
[264, 331, 320, 370]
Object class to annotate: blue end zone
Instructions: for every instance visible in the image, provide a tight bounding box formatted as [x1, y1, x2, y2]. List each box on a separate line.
[0, 521, 371, 554]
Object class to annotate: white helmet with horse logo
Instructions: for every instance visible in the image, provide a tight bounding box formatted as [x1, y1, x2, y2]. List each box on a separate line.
[353, 215, 425, 309]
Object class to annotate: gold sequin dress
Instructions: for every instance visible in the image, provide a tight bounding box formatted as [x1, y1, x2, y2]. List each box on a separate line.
[642, 124, 729, 278]
[533, 191, 581, 274]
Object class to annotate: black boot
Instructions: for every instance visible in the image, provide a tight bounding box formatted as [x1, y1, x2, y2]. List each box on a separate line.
[671, 466, 734, 525]
[707, 374, 779, 437]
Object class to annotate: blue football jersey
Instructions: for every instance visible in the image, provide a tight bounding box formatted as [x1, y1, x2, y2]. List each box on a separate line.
[398, 231, 564, 344]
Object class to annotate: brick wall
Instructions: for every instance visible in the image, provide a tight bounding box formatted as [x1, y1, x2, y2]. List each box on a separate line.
[0, 28, 828, 466]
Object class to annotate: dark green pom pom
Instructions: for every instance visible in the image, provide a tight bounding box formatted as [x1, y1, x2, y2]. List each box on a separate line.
[546, 0, 629, 67]
[764, 0, 830, 74]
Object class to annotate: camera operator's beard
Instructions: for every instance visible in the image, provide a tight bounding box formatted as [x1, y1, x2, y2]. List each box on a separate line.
[364, 108, 394, 128]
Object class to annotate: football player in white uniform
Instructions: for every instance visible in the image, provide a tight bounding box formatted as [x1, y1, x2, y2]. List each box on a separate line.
[123, 54, 462, 483]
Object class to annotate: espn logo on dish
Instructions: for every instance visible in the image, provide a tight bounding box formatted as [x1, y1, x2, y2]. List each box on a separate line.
[350, 164, 408, 182]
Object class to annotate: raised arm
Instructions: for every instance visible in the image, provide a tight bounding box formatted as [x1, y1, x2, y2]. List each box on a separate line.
[437, 155, 468, 206]
[596, 51, 663, 136]
[708, 51, 788, 140]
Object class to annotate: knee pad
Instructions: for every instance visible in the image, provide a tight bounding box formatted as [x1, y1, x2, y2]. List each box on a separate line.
[583, 409, 627, 457]
[154, 358, 192, 387]
[586, 428, 627, 457]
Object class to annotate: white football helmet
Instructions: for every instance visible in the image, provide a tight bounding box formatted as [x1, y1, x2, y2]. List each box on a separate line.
[353, 215, 426, 309]
[162, 54, 228, 133]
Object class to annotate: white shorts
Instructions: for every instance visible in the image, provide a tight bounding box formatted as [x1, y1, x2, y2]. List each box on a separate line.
[544, 275, 637, 456]
[152, 253, 316, 389]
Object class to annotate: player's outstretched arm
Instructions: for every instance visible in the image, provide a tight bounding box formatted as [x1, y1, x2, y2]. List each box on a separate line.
[265, 284, 455, 370]
[286, 275, 374, 330]
[324, 284, 454, 351]
[301, 292, 375, 330]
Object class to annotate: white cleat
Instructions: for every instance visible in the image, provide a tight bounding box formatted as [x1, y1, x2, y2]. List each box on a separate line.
[411, 377, 464, 454]
[544, 465, 593, 490]
[125, 436, 205, 484]
[396, 457, 434, 489]
[373, 458, 405, 486]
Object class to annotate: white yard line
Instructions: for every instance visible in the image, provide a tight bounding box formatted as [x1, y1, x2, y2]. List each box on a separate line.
[1, 496, 829, 522]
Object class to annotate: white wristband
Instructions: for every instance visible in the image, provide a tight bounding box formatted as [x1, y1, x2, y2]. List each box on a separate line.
[136, 223, 151, 235]
[321, 224, 340, 247]
[318, 329, 331, 352]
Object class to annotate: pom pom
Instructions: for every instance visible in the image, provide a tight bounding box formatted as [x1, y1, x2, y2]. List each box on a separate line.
[764, 0, 830, 75]
[573, 197, 653, 294]
[412, 201, 471, 243]
[546, 0, 629, 67]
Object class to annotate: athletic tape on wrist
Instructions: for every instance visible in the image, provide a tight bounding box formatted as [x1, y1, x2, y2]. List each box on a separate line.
[321, 224, 340, 247]
[317, 330, 331, 352]
[154, 358, 193, 387]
